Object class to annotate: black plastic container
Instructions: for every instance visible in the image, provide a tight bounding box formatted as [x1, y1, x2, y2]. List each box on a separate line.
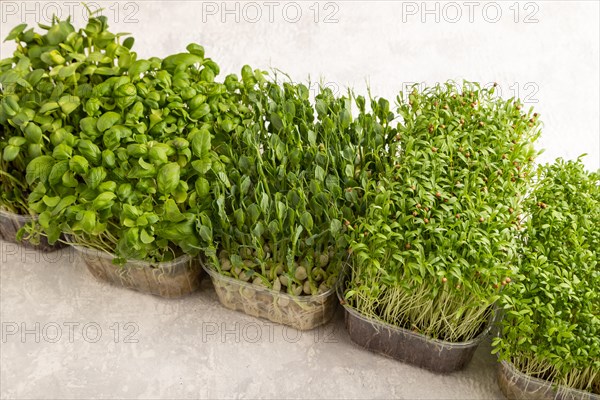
[337, 268, 492, 373]
[498, 360, 600, 400]
[341, 304, 490, 373]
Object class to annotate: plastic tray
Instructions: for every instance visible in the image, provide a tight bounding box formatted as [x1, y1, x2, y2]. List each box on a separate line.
[202, 261, 338, 331]
[498, 359, 600, 400]
[337, 267, 491, 373]
[0, 208, 65, 252]
[341, 304, 490, 373]
[72, 245, 203, 298]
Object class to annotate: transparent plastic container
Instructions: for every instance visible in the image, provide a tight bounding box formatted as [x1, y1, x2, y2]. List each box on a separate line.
[202, 261, 338, 331]
[0, 208, 65, 252]
[498, 360, 600, 400]
[72, 245, 203, 298]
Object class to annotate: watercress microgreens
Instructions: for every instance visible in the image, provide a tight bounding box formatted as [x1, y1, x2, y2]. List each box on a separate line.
[345, 82, 542, 342]
[493, 157, 599, 394]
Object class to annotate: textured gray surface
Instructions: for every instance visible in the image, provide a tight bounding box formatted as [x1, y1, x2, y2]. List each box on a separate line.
[0, 1, 598, 398]
[0, 241, 503, 399]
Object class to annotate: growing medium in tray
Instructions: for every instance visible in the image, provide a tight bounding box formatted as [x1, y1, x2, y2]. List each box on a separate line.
[344, 82, 542, 343]
[493, 158, 600, 394]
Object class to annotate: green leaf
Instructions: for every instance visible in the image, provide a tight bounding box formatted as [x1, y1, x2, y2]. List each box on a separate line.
[69, 155, 89, 174]
[186, 43, 205, 57]
[316, 100, 328, 116]
[85, 167, 107, 190]
[5, 23, 27, 41]
[191, 129, 211, 159]
[123, 37, 135, 50]
[330, 219, 342, 235]
[93, 192, 116, 210]
[81, 210, 96, 233]
[58, 62, 80, 78]
[157, 162, 181, 195]
[191, 159, 212, 174]
[195, 177, 210, 198]
[48, 161, 69, 186]
[198, 225, 212, 242]
[340, 108, 352, 129]
[190, 103, 211, 120]
[308, 130, 316, 146]
[26, 155, 55, 185]
[344, 164, 354, 178]
[300, 212, 314, 232]
[42, 196, 61, 207]
[315, 165, 326, 181]
[2, 145, 20, 162]
[140, 229, 155, 244]
[97, 112, 121, 132]
[94, 67, 118, 76]
[58, 95, 80, 115]
[217, 172, 230, 188]
[270, 113, 284, 131]
[24, 122, 43, 144]
[38, 101, 60, 115]
[51, 195, 76, 216]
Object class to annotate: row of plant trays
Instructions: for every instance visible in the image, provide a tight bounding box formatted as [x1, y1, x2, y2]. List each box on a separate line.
[1, 208, 597, 398]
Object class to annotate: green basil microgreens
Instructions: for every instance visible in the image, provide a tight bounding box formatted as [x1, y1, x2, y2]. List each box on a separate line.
[493, 157, 600, 394]
[28, 47, 225, 262]
[344, 82, 542, 342]
[1, 15, 223, 263]
[0, 11, 135, 215]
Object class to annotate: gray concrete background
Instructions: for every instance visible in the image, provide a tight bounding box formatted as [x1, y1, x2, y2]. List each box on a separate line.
[0, 242, 503, 399]
[1, 0, 598, 170]
[0, 1, 598, 398]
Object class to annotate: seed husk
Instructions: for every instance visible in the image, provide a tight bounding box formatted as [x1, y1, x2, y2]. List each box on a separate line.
[239, 271, 252, 282]
[221, 259, 232, 271]
[303, 280, 312, 295]
[318, 282, 330, 294]
[318, 253, 329, 267]
[240, 247, 253, 259]
[253, 277, 265, 286]
[291, 284, 303, 296]
[272, 278, 282, 292]
[294, 266, 308, 281]
[279, 275, 289, 287]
